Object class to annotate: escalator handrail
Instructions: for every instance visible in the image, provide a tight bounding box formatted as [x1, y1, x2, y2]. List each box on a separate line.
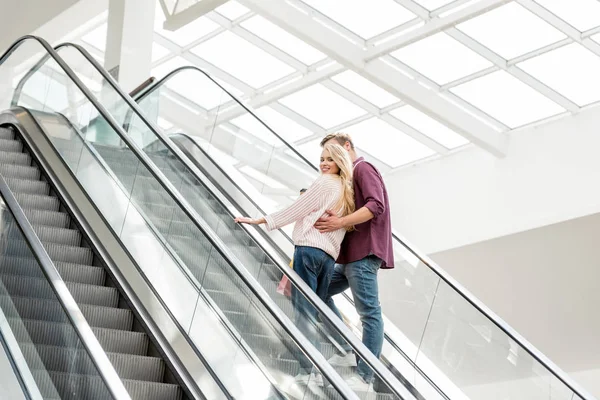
[134, 66, 595, 400]
[10, 40, 361, 400]
[0, 35, 134, 400]
[54, 43, 417, 400]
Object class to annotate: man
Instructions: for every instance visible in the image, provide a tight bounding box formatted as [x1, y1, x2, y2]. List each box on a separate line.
[314, 133, 394, 389]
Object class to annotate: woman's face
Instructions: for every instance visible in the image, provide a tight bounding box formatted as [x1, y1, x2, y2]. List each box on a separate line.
[320, 149, 340, 175]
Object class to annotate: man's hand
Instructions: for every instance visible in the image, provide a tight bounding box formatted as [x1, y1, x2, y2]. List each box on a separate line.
[314, 210, 345, 233]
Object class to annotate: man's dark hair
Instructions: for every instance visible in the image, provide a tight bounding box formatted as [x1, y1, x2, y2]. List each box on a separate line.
[319, 132, 355, 149]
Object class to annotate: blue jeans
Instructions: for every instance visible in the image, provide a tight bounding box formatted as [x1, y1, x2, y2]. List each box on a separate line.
[326, 255, 384, 382]
[291, 246, 335, 373]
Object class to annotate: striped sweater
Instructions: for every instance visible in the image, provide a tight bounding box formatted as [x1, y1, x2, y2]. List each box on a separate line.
[264, 174, 346, 260]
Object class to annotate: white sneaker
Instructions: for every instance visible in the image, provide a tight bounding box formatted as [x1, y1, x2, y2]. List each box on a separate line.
[345, 376, 372, 392]
[295, 372, 323, 386]
[328, 352, 357, 367]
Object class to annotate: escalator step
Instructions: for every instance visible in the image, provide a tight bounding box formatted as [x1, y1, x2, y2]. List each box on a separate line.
[0, 150, 30, 165]
[5, 177, 50, 195]
[32, 370, 183, 400]
[0, 138, 23, 152]
[23, 208, 70, 228]
[0, 127, 14, 140]
[31, 225, 82, 247]
[0, 256, 104, 285]
[0, 274, 118, 307]
[9, 318, 149, 356]
[6, 239, 93, 265]
[14, 192, 61, 211]
[0, 296, 133, 330]
[22, 343, 165, 382]
[0, 164, 40, 180]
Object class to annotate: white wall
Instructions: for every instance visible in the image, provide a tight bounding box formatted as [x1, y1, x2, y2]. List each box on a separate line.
[386, 106, 600, 255]
[427, 212, 600, 397]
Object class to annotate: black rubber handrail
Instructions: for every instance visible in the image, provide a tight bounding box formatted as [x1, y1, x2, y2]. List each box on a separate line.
[0, 35, 134, 400]
[134, 65, 595, 400]
[10, 40, 362, 399]
[38, 41, 416, 400]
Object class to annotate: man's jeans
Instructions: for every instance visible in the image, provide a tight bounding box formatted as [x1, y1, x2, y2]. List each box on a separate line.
[291, 246, 335, 373]
[326, 255, 384, 382]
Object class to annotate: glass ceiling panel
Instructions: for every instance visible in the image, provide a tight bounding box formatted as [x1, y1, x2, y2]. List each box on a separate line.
[240, 15, 326, 65]
[154, 4, 220, 47]
[518, 43, 600, 107]
[190, 31, 295, 88]
[215, 1, 251, 20]
[163, 69, 234, 110]
[253, 107, 314, 142]
[457, 3, 567, 60]
[450, 70, 565, 128]
[332, 70, 399, 108]
[389, 106, 469, 149]
[279, 84, 367, 128]
[344, 118, 435, 168]
[228, 115, 281, 147]
[593, 33, 600, 44]
[81, 23, 107, 52]
[535, 0, 600, 32]
[412, 0, 456, 10]
[391, 32, 493, 85]
[300, 0, 415, 39]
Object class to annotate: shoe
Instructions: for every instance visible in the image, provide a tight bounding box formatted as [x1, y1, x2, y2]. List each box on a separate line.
[295, 372, 323, 386]
[345, 376, 372, 392]
[328, 352, 357, 367]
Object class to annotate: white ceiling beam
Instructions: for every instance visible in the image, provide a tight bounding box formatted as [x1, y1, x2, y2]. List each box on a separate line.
[162, 0, 229, 31]
[365, 0, 511, 60]
[239, 0, 508, 157]
[517, 0, 600, 57]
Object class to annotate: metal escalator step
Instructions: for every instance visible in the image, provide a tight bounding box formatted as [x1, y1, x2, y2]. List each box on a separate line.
[32, 225, 82, 246]
[23, 208, 70, 228]
[22, 344, 165, 382]
[9, 318, 149, 356]
[0, 138, 23, 152]
[14, 192, 60, 211]
[5, 177, 50, 195]
[0, 164, 40, 180]
[0, 150, 30, 165]
[122, 379, 183, 400]
[0, 296, 132, 331]
[6, 239, 92, 264]
[32, 371, 183, 400]
[0, 127, 14, 140]
[0, 274, 118, 307]
[0, 256, 104, 285]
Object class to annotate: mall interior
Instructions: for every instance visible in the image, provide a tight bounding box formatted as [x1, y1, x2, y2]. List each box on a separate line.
[0, 0, 598, 399]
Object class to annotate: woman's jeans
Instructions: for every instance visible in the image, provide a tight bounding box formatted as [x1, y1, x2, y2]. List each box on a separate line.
[291, 246, 335, 374]
[326, 255, 384, 382]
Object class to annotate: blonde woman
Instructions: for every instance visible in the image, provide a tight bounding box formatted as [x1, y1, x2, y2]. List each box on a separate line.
[235, 143, 354, 384]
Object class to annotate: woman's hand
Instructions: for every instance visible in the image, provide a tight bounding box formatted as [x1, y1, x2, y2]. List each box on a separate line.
[234, 216, 265, 225]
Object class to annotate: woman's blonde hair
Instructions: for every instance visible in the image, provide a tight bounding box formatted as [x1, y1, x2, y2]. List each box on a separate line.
[322, 143, 355, 225]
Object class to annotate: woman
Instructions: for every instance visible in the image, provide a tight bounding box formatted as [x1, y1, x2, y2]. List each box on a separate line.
[235, 143, 354, 383]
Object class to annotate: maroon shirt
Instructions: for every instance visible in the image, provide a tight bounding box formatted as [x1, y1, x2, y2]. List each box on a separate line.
[337, 157, 394, 269]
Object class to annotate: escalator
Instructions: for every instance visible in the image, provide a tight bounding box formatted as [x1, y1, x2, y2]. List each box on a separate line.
[0, 122, 183, 399]
[111, 63, 594, 399]
[1, 36, 389, 400]
[39, 44, 420, 400]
